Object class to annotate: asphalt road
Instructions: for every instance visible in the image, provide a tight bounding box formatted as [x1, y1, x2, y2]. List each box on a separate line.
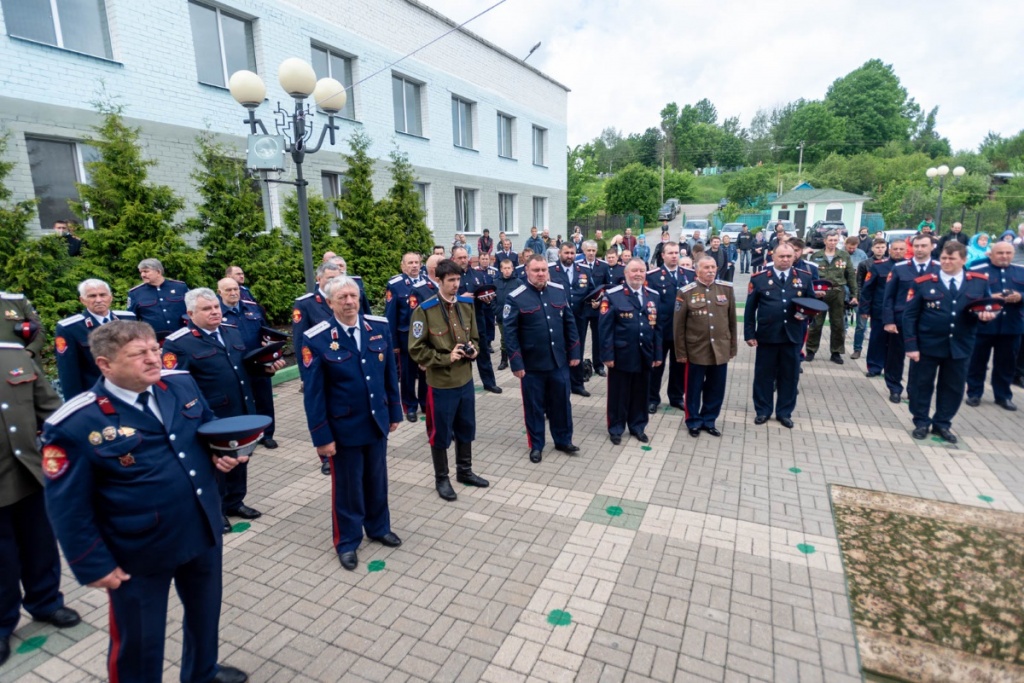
[643, 203, 718, 244]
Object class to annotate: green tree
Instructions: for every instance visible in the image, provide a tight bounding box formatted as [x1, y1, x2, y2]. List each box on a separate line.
[567, 145, 599, 220]
[725, 166, 773, 208]
[694, 98, 718, 125]
[381, 145, 433, 256]
[0, 132, 37, 290]
[747, 108, 774, 165]
[824, 59, 917, 153]
[662, 168, 696, 203]
[628, 127, 662, 168]
[284, 191, 334, 267]
[911, 106, 952, 158]
[785, 101, 846, 163]
[604, 163, 660, 221]
[72, 103, 201, 296]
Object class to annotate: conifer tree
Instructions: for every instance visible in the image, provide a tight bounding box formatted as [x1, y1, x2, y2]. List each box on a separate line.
[381, 145, 433, 256]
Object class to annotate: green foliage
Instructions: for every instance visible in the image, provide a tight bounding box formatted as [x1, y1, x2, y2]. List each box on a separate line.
[567, 145, 600, 220]
[785, 102, 847, 163]
[824, 59, 917, 153]
[381, 145, 433, 256]
[690, 174, 729, 204]
[662, 168, 696, 203]
[283, 191, 335, 265]
[0, 132, 38, 290]
[5, 235, 83, 330]
[725, 167, 773, 208]
[603, 163, 660, 221]
[979, 129, 1024, 172]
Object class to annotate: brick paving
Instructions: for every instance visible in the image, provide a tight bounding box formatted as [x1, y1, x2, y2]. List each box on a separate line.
[6, 267, 1024, 682]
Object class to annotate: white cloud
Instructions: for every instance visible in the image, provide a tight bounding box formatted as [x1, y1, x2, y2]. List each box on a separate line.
[420, 0, 1024, 152]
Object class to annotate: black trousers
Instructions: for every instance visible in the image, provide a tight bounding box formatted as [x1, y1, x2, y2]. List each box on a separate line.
[684, 362, 728, 429]
[582, 316, 602, 364]
[966, 334, 1021, 403]
[607, 367, 650, 436]
[250, 373, 275, 439]
[752, 342, 800, 419]
[648, 340, 685, 406]
[909, 353, 967, 431]
[884, 327, 914, 396]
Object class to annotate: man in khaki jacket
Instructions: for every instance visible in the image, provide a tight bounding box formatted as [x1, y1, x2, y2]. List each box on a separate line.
[674, 255, 737, 438]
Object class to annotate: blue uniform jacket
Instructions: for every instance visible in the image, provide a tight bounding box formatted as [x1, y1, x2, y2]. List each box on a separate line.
[969, 260, 1024, 336]
[494, 250, 518, 267]
[904, 271, 991, 359]
[503, 282, 581, 373]
[160, 323, 255, 418]
[384, 275, 437, 347]
[647, 265, 695, 342]
[599, 285, 662, 372]
[883, 260, 938, 327]
[54, 310, 136, 399]
[857, 259, 896, 318]
[744, 269, 814, 345]
[291, 290, 334, 342]
[548, 262, 594, 317]
[42, 372, 219, 585]
[220, 299, 266, 352]
[126, 280, 189, 337]
[580, 259, 611, 318]
[299, 315, 402, 447]
[608, 264, 626, 287]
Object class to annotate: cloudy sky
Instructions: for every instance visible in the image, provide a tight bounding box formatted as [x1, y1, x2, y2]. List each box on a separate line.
[421, 0, 1024, 152]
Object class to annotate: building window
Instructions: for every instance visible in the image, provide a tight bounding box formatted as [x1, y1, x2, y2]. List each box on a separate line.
[2, 0, 112, 58]
[498, 193, 516, 234]
[311, 44, 356, 120]
[532, 126, 547, 166]
[26, 136, 99, 230]
[455, 187, 476, 234]
[188, 1, 256, 89]
[392, 74, 423, 137]
[451, 97, 474, 149]
[777, 210, 791, 220]
[413, 182, 428, 211]
[532, 197, 547, 230]
[321, 172, 347, 234]
[825, 205, 843, 221]
[497, 113, 515, 158]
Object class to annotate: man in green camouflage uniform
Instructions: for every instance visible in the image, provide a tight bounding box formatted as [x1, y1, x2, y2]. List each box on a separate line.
[0, 292, 44, 358]
[806, 231, 858, 364]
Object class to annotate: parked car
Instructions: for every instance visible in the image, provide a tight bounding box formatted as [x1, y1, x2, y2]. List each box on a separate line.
[682, 219, 710, 241]
[718, 197, 728, 209]
[806, 220, 847, 249]
[666, 198, 681, 217]
[658, 203, 675, 221]
[718, 222, 746, 243]
[880, 229, 918, 245]
[763, 219, 798, 238]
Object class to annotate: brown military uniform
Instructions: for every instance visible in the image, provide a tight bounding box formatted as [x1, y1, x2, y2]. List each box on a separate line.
[673, 279, 737, 365]
[408, 294, 480, 389]
[1, 292, 44, 358]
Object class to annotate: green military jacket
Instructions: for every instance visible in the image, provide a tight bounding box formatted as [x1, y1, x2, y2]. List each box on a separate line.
[1, 291, 44, 358]
[0, 342, 62, 507]
[808, 250, 858, 298]
[408, 294, 480, 390]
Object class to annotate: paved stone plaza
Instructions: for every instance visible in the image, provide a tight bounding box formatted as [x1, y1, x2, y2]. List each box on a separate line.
[6, 272, 1024, 683]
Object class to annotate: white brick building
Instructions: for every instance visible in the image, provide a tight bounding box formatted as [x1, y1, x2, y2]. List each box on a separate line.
[0, 0, 568, 247]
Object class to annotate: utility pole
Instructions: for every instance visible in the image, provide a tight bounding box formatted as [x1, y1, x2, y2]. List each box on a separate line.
[797, 141, 805, 183]
[660, 147, 665, 204]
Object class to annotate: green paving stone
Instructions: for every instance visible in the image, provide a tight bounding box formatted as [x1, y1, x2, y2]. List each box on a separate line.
[420, 416, 426, 422]
[582, 495, 648, 530]
[230, 522, 251, 533]
[606, 505, 623, 516]
[16, 636, 46, 654]
[367, 560, 386, 572]
[641, 445, 652, 451]
[796, 543, 816, 554]
[789, 467, 802, 474]
[547, 610, 572, 626]
[978, 494, 995, 503]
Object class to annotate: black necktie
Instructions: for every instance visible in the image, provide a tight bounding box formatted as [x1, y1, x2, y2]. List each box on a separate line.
[919, 264, 926, 275]
[949, 278, 958, 297]
[347, 327, 359, 351]
[99, 316, 108, 325]
[136, 391, 162, 423]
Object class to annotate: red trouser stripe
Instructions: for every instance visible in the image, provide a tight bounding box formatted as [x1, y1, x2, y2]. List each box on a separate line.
[425, 386, 436, 446]
[682, 361, 691, 421]
[329, 457, 341, 548]
[107, 592, 121, 683]
[519, 377, 532, 449]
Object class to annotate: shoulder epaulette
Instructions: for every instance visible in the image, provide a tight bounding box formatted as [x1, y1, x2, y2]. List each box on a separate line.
[57, 313, 85, 327]
[220, 323, 238, 329]
[350, 275, 363, 280]
[914, 273, 936, 283]
[714, 280, 733, 287]
[647, 268, 661, 275]
[509, 285, 527, 298]
[128, 283, 145, 291]
[0, 292, 25, 300]
[112, 310, 135, 318]
[751, 270, 769, 278]
[644, 286, 658, 294]
[456, 295, 474, 304]
[165, 327, 190, 341]
[548, 282, 564, 290]
[794, 267, 812, 277]
[969, 264, 988, 271]
[965, 271, 988, 280]
[166, 279, 186, 286]
[295, 293, 314, 302]
[388, 274, 403, 284]
[304, 321, 330, 338]
[45, 392, 97, 426]
[0, 341, 25, 349]
[160, 369, 190, 377]
[364, 314, 388, 323]
[598, 258, 608, 264]
[607, 285, 624, 294]
[680, 282, 698, 293]
[420, 297, 439, 310]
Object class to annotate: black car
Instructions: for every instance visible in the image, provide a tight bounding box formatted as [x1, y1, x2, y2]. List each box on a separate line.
[806, 221, 847, 249]
[658, 204, 675, 221]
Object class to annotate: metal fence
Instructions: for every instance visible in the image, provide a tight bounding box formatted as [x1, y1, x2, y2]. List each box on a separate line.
[573, 214, 645, 239]
[709, 210, 772, 231]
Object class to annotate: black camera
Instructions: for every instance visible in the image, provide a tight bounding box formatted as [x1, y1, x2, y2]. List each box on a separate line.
[457, 341, 477, 359]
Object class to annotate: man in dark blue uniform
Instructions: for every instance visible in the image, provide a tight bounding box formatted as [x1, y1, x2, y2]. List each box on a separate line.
[292, 262, 342, 342]
[224, 265, 256, 303]
[904, 242, 996, 443]
[646, 242, 693, 412]
[965, 241, 1024, 410]
[513, 248, 535, 281]
[42, 320, 248, 683]
[385, 253, 437, 422]
[475, 252, 498, 353]
[218, 277, 280, 448]
[494, 239, 518, 268]
[452, 247, 501, 394]
[299, 277, 403, 571]
[858, 241, 905, 378]
[126, 258, 189, 342]
[55, 278, 136, 399]
[548, 243, 594, 397]
[600, 259, 662, 444]
[328, 255, 372, 315]
[745, 243, 813, 428]
[579, 240, 611, 377]
[1, 343, 82, 667]
[882, 234, 938, 403]
[162, 289, 278, 532]
[606, 251, 626, 286]
[504, 255, 582, 463]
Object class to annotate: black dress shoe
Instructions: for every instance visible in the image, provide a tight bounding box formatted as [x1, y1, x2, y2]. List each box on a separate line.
[670, 402, 686, 411]
[703, 427, 722, 437]
[554, 444, 580, 454]
[370, 532, 402, 547]
[436, 478, 457, 501]
[486, 346, 495, 354]
[754, 415, 769, 425]
[484, 385, 503, 394]
[609, 435, 621, 445]
[321, 461, 331, 475]
[865, 371, 880, 378]
[594, 366, 607, 377]
[996, 399, 1018, 412]
[778, 417, 794, 429]
[1014, 376, 1024, 389]
[497, 359, 509, 371]
[931, 426, 958, 444]
[648, 403, 658, 414]
[261, 438, 278, 449]
[222, 515, 232, 533]
[213, 665, 249, 683]
[572, 388, 591, 397]
[406, 412, 418, 423]
[529, 449, 543, 463]
[889, 393, 902, 404]
[456, 471, 490, 487]
[688, 428, 701, 438]
[226, 504, 262, 520]
[965, 396, 981, 407]
[0, 638, 9, 667]
[34, 607, 81, 628]
[630, 432, 649, 443]
[912, 426, 929, 440]
[830, 353, 844, 365]
[805, 351, 815, 362]
[339, 551, 358, 571]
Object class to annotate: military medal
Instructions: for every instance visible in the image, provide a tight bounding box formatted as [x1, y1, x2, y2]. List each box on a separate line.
[102, 426, 117, 441]
[118, 427, 136, 437]
[329, 341, 339, 350]
[119, 454, 135, 467]
[379, 353, 384, 361]
[4, 310, 17, 319]
[89, 431, 103, 445]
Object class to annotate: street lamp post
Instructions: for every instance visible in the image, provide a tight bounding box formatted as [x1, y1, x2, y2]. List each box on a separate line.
[228, 59, 348, 292]
[925, 164, 966, 232]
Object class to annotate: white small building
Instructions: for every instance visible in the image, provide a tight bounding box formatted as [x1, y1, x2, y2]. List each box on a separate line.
[0, 0, 569, 247]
